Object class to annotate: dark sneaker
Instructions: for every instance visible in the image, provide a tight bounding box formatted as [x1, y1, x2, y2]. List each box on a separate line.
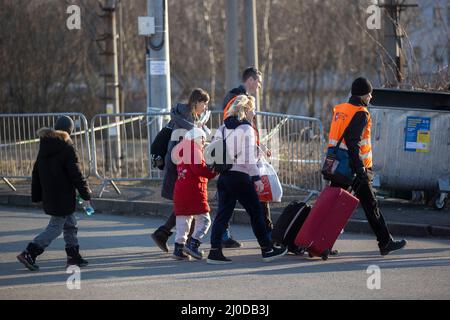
[151, 227, 172, 253]
[222, 237, 242, 248]
[288, 245, 306, 256]
[380, 239, 407, 256]
[183, 237, 204, 260]
[207, 249, 232, 265]
[66, 246, 89, 268]
[262, 246, 288, 262]
[17, 251, 39, 271]
[172, 243, 190, 261]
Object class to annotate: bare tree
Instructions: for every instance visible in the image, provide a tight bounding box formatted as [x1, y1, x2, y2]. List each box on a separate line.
[1, 0, 447, 124]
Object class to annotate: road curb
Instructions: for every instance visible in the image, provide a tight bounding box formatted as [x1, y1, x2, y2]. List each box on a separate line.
[2, 194, 449, 239]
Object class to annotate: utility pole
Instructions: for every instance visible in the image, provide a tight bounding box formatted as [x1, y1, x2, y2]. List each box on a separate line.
[99, 0, 121, 174]
[244, 0, 260, 111]
[225, 0, 239, 94]
[144, 0, 171, 178]
[118, 2, 126, 112]
[379, 0, 417, 86]
[146, 0, 171, 113]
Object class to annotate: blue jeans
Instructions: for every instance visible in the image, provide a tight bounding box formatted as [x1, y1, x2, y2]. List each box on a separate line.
[210, 171, 271, 249]
[33, 214, 79, 249]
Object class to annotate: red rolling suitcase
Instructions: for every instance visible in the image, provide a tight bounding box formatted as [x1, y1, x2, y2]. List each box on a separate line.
[294, 186, 359, 260]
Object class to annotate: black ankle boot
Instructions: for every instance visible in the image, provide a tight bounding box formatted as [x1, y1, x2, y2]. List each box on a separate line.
[66, 246, 88, 268]
[172, 243, 190, 260]
[151, 227, 173, 252]
[17, 242, 44, 271]
[379, 239, 407, 256]
[184, 237, 203, 260]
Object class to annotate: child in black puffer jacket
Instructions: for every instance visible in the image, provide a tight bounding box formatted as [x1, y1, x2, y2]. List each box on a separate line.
[17, 116, 92, 271]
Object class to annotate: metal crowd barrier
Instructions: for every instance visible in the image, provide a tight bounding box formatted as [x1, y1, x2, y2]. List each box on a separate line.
[0, 113, 91, 191]
[206, 111, 325, 193]
[90, 110, 325, 197]
[90, 112, 171, 197]
[255, 111, 325, 193]
[0, 111, 325, 197]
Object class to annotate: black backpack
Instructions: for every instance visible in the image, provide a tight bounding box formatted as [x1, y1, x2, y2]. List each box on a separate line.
[204, 126, 234, 174]
[150, 126, 172, 170]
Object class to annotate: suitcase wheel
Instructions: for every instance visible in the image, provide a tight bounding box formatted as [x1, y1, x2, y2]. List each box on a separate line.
[321, 249, 331, 261]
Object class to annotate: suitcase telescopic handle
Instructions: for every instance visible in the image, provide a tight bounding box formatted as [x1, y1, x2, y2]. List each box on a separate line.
[349, 178, 365, 195]
[303, 191, 319, 203]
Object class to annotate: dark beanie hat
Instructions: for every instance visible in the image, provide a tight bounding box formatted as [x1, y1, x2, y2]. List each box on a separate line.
[55, 116, 74, 135]
[351, 77, 373, 96]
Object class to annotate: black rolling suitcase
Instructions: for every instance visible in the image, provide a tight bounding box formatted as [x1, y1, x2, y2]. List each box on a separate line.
[272, 200, 311, 253]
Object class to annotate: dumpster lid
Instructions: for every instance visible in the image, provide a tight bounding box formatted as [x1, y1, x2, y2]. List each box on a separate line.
[371, 89, 450, 111]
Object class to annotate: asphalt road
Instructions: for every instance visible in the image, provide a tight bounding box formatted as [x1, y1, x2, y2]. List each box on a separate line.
[0, 206, 449, 300]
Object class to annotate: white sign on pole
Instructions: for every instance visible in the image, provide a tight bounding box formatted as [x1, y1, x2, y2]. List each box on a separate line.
[150, 60, 167, 75]
[106, 104, 117, 136]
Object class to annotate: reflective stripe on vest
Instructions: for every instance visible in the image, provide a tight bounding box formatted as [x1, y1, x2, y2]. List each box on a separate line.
[328, 139, 349, 150]
[329, 139, 371, 160]
[360, 151, 372, 160]
[328, 103, 373, 168]
[223, 96, 238, 120]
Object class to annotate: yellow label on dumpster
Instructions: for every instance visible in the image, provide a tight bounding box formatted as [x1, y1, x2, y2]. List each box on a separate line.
[416, 131, 430, 153]
[405, 117, 431, 153]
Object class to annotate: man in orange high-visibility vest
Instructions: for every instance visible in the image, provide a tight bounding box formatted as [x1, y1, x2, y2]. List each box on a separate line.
[219, 67, 275, 249]
[328, 77, 407, 256]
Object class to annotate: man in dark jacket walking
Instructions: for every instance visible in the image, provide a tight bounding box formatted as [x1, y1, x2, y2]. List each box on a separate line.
[219, 67, 274, 249]
[221, 67, 262, 113]
[17, 116, 92, 271]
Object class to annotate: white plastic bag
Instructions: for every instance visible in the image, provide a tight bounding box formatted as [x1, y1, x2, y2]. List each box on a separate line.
[257, 160, 283, 203]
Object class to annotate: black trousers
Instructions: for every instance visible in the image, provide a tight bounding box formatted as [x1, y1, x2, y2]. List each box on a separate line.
[262, 202, 273, 231]
[331, 177, 391, 247]
[210, 171, 271, 249]
[161, 198, 273, 237]
[225, 201, 272, 234]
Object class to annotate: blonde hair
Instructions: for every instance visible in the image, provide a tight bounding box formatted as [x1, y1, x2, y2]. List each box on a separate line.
[226, 95, 255, 121]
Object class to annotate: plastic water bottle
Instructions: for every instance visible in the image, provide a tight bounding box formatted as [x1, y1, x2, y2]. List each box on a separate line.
[77, 195, 94, 216]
